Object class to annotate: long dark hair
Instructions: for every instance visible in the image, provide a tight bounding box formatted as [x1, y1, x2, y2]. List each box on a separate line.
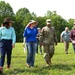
[3, 22, 10, 28]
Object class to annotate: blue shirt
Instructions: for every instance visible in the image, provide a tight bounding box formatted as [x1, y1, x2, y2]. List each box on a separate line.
[61, 31, 70, 42]
[0, 26, 16, 44]
[23, 27, 38, 42]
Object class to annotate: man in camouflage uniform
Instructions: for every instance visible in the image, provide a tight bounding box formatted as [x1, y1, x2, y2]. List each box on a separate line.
[40, 19, 58, 66]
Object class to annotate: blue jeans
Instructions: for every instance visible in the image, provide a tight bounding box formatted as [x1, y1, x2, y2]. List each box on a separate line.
[36, 39, 39, 54]
[26, 42, 37, 67]
[0, 39, 12, 67]
[36, 39, 42, 54]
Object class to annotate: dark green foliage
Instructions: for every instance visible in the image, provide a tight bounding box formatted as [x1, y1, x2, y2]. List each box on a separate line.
[0, 1, 14, 25]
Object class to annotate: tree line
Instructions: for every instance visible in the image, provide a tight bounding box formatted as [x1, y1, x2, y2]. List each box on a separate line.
[0, 1, 74, 42]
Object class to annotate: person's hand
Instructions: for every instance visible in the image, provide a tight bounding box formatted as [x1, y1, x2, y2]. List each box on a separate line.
[72, 41, 75, 44]
[12, 44, 15, 48]
[23, 43, 25, 47]
[40, 42, 43, 46]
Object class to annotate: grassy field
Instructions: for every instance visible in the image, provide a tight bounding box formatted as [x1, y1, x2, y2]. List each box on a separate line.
[2, 43, 75, 75]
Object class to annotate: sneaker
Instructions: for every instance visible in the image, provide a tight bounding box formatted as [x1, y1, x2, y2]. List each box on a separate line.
[26, 64, 30, 68]
[7, 65, 10, 69]
[46, 64, 50, 67]
[43, 53, 47, 58]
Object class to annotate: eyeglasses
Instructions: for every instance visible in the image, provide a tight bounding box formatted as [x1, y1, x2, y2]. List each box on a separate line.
[47, 21, 51, 23]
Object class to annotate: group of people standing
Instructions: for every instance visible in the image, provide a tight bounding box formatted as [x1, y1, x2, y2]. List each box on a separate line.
[60, 22, 75, 54]
[0, 17, 75, 74]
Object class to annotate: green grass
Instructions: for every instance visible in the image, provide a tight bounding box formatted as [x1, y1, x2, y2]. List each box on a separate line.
[2, 43, 75, 75]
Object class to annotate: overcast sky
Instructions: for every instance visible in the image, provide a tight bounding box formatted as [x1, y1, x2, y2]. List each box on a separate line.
[1, 0, 75, 20]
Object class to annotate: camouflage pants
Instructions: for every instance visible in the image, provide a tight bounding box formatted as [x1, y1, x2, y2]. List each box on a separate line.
[43, 44, 54, 63]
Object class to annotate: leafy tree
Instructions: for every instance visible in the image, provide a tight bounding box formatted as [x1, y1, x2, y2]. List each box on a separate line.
[68, 18, 74, 30]
[15, 8, 32, 42]
[31, 12, 37, 19]
[36, 16, 46, 29]
[0, 1, 14, 25]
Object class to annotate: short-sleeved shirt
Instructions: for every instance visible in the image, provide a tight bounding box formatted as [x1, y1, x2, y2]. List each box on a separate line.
[61, 31, 70, 42]
[23, 27, 38, 42]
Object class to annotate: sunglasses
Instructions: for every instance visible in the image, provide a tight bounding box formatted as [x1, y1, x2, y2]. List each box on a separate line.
[47, 21, 51, 23]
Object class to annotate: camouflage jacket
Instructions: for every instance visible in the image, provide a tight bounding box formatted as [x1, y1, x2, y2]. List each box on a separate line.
[40, 26, 58, 45]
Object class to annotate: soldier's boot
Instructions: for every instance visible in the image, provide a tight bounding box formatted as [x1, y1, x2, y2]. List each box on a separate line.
[46, 61, 50, 66]
[65, 49, 68, 54]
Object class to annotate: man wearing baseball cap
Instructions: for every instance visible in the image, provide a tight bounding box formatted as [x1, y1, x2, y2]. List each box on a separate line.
[40, 19, 58, 66]
[46, 19, 51, 25]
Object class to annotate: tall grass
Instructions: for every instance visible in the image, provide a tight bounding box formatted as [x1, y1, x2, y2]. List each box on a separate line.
[3, 43, 75, 75]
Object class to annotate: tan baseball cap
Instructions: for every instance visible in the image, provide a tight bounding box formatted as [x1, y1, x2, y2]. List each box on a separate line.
[46, 19, 51, 24]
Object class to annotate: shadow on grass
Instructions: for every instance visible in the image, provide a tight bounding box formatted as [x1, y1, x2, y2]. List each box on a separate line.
[3, 64, 75, 75]
[18, 64, 72, 75]
[3, 68, 26, 75]
[7, 68, 50, 75]
[71, 64, 75, 68]
[41, 64, 72, 71]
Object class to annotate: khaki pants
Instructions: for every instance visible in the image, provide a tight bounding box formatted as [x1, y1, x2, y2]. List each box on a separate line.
[64, 41, 69, 53]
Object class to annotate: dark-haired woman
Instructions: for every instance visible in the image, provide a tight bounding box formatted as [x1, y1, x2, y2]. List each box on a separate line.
[0, 17, 16, 74]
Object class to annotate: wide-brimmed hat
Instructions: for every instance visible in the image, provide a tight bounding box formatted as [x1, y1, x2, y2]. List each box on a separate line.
[3, 17, 14, 24]
[46, 19, 51, 24]
[26, 20, 38, 27]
